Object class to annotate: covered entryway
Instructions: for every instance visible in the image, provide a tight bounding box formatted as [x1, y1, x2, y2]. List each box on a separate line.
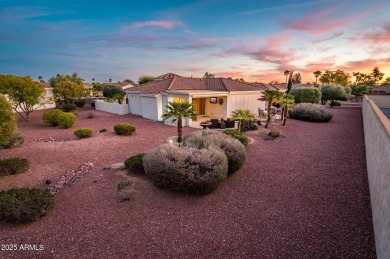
[192, 98, 206, 117]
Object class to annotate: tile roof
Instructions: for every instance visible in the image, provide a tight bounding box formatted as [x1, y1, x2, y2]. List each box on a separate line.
[39, 82, 52, 88]
[127, 77, 263, 94]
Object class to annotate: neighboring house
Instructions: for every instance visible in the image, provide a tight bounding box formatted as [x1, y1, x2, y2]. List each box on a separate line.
[126, 77, 266, 127]
[83, 83, 94, 96]
[154, 73, 182, 81]
[373, 84, 390, 95]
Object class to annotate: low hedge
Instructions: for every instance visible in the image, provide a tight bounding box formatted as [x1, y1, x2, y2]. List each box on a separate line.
[74, 128, 93, 138]
[57, 112, 77, 128]
[42, 109, 63, 126]
[223, 129, 249, 146]
[289, 103, 333, 122]
[124, 153, 145, 174]
[0, 188, 54, 223]
[114, 123, 136, 136]
[0, 158, 29, 176]
[62, 103, 77, 112]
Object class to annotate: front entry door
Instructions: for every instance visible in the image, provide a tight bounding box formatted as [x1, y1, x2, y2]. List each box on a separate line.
[192, 98, 205, 116]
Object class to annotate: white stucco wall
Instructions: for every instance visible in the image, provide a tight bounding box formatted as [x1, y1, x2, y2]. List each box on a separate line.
[204, 96, 227, 118]
[128, 93, 142, 116]
[362, 95, 390, 259]
[227, 93, 265, 118]
[95, 100, 129, 115]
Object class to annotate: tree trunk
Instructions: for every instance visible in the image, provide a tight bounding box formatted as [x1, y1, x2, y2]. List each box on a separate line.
[265, 101, 272, 128]
[282, 107, 288, 126]
[177, 117, 183, 143]
[281, 107, 285, 121]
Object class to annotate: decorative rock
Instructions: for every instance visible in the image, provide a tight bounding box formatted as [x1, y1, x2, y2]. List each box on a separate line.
[111, 162, 125, 170]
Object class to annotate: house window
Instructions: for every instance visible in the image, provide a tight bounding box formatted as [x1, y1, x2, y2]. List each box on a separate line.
[173, 97, 187, 103]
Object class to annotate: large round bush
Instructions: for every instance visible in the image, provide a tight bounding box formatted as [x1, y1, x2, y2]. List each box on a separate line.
[57, 112, 77, 128]
[114, 123, 136, 135]
[289, 88, 321, 104]
[0, 94, 17, 144]
[182, 130, 246, 175]
[62, 102, 77, 112]
[0, 188, 54, 223]
[144, 144, 228, 194]
[42, 109, 63, 126]
[103, 85, 124, 98]
[0, 158, 29, 176]
[289, 103, 333, 122]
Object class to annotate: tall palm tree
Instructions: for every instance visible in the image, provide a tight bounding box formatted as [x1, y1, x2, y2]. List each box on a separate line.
[231, 109, 255, 133]
[284, 70, 290, 83]
[313, 71, 322, 85]
[262, 89, 284, 128]
[279, 94, 295, 126]
[38, 76, 44, 82]
[162, 101, 196, 143]
[92, 78, 95, 83]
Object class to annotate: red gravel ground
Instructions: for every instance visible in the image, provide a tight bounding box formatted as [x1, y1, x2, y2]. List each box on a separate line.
[0, 107, 376, 258]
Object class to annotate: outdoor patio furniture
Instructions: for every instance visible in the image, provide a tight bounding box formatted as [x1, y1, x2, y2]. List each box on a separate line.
[226, 119, 235, 128]
[200, 121, 212, 129]
[209, 119, 220, 129]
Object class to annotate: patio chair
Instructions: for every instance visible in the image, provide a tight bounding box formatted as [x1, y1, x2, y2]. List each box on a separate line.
[226, 119, 235, 128]
[209, 119, 220, 129]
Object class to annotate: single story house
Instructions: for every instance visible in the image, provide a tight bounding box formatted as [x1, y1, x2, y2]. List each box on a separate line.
[126, 76, 267, 127]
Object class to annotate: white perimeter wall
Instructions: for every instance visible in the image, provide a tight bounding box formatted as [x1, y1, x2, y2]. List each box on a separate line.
[362, 95, 390, 259]
[227, 93, 266, 118]
[95, 100, 129, 115]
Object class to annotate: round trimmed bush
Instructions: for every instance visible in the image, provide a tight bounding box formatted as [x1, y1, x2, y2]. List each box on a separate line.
[0, 131, 25, 149]
[289, 103, 333, 122]
[289, 88, 322, 104]
[223, 129, 249, 146]
[124, 153, 145, 174]
[183, 130, 246, 175]
[0, 94, 17, 144]
[42, 109, 63, 126]
[0, 188, 54, 223]
[74, 128, 93, 138]
[75, 99, 86, 108]
[0, 158, 29, 176]
[57, 112, 77, 128]
[62, 102, 77, 112]
[114, 123, 136, 136]
[144, 144, 228, 194]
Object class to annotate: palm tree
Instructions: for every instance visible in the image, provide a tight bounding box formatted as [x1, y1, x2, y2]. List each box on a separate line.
[38, 76, 44, 82]
[262, 89, 284, 128]
[92, 78, 95, 83]
[279, 94, 295, 126]
[162, 101, 196, 143]
[313, 71, 322, 85]
[109, 78, 112, 83]
[231, 109, 255, 133]
[284, 70, 290, 83]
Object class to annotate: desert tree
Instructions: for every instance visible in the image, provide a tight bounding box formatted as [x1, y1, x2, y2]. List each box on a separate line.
[262, 89, 284, 128]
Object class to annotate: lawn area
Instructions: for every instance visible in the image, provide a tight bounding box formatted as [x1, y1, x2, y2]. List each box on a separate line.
[0, 107, 376, 258]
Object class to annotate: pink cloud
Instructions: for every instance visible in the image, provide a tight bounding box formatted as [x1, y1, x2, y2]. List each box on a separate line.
[130, 20, 184, 30]
[361, 22, 390, 44]
[281, 5, 381, 35]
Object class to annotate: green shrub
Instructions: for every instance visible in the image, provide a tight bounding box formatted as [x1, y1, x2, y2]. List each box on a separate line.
[289, 103, 333, 122]
[0, 94, 17, 144]
[57, 112, 77, 128]
[0, 131, 24, 149]
[289, 88, 322, 104]
[223, 129, 249, 146]
[0, 188, 54, 223]
[183, 130, 246, 175]
[144, 144, 228, 194]
[0, 158, 29, 176]
[42, 109, 63, 126]
[321, 85, 348, 107]
[62, 102, 77, 112]
[75, 99, 86, 108]
[114, 123, 136, 136]
[124, 153, 145, 174]
[74, 128, 93, 138]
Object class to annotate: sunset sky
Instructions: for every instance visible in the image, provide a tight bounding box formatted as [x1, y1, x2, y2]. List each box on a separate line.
[1, 0, 390, 83]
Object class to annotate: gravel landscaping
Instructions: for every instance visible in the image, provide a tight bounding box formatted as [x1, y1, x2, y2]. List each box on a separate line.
[0, 107, 376, 258]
